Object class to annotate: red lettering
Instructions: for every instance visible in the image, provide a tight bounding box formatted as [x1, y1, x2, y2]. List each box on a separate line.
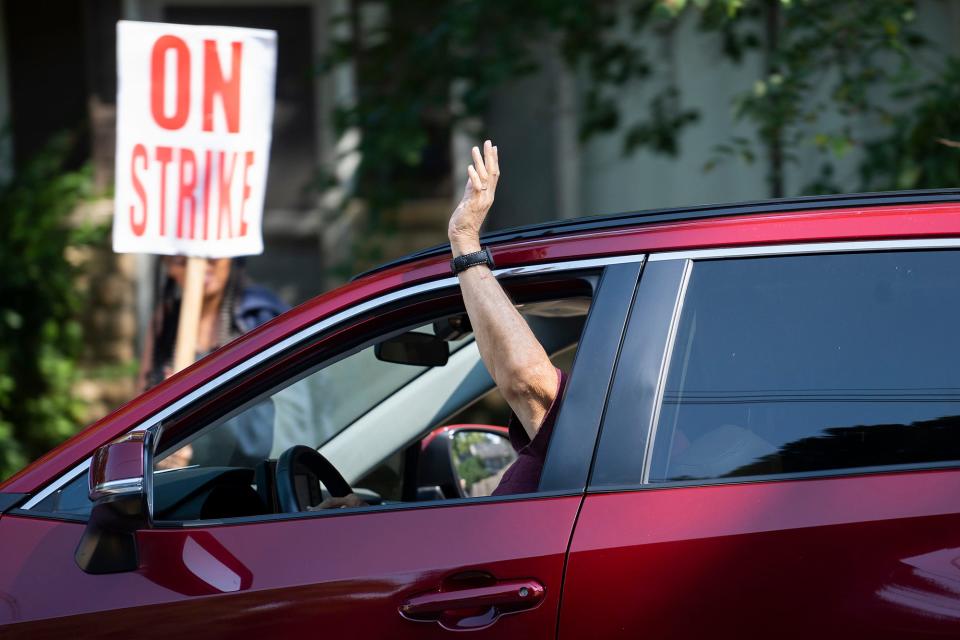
[155, 146, 174, 237]
[238, 151, 254, 236]
[150, 35, 191, 130]
[203, 40, 242, 133]
[217, 151, 237, 239]
[129, 144, 149, 236]
[177, 148, 197, 239]
[202, 150, 213, 240]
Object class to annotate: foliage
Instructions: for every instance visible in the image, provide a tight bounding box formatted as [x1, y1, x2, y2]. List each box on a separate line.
[859, 57, 960, 191]
[451, 431, 492, 486]
[700, 0, 927, 195]
[454, 455, 488, 487]
[326, 0, 950, 212]
[326, 0, 698, 212]
[0, 133, 92, 481]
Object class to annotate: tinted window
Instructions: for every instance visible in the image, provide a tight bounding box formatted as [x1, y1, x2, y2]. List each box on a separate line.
[649, 251, 960, 483]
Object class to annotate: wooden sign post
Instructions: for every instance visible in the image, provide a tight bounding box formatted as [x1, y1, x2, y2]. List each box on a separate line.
[172, 256, 207, 372]
[113, 21, 277, 373]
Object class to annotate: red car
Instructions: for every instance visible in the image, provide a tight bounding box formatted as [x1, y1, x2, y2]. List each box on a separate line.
[3, 191, 960, 638]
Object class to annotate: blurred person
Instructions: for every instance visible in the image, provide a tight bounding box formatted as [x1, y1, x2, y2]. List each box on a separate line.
[139, 257, 288, 389]
[141, 256, 289, 469]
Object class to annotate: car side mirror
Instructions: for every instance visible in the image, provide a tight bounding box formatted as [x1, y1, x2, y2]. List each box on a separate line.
[417, 426, 517, 500]
[449, 429, 517, 497]
[375, 332, 449, 367]
[75, 430, 153, 574]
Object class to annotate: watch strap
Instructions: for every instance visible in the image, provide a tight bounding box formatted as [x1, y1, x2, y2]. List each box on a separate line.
[451, 247, 495, 274]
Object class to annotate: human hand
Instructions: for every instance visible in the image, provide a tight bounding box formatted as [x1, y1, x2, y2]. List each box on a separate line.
[307, 492, 368, 511]
[448, 140, 500, 257]
[156, 444, 193, 470]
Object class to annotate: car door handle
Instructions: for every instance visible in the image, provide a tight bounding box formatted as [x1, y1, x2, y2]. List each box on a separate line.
[399, 578, 545, 630]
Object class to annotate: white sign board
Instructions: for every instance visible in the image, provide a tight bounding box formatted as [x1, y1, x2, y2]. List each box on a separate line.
[113, 21, 276, 257]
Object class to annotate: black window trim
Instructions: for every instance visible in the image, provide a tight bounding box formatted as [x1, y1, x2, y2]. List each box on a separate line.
[586, 460, 960, 494]
[588, 259, 690, 490]
[539, 261, 644, 492]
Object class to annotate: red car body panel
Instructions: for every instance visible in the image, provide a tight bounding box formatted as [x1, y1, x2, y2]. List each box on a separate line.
[561, 469, 960, 639]
[2, 197, 960, 637]
[0, 496, 579, 637]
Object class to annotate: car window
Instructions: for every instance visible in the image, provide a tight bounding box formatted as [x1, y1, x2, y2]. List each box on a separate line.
[146, 301, 589, 522]
[170, 326, 474, 471]
[27, 325, 472, 521]
[28, 290, 593, 522]
[25, 466, 93, 519]
[648, 250, 960, 483]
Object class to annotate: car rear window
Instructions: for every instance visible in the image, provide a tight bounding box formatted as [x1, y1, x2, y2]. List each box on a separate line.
[648, 250, 960, 483]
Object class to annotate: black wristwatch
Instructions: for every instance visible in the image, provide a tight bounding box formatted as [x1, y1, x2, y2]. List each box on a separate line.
[451, 247, 495, 274]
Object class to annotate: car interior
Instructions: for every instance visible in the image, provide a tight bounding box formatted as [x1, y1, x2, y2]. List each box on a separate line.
[143, 291, 594, 523]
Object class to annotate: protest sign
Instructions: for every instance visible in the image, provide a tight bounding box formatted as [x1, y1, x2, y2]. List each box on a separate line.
[113, 21, 277, 370]
[114, 20, 276, 257]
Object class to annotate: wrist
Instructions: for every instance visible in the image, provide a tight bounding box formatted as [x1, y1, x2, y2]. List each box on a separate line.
[449, 233, 481, 257]
[451, 246, 495, 276]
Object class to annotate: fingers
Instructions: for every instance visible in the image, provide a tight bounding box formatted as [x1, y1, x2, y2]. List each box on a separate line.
[483, 140, 499, 183]
[156, 445, 193, 470]
[344, 493, 368, 507]
[468, 140, 499, 192]
[461, 140, 499, 204]
[467, 164, 484, 192]
[308, 493, 368, 510]
[472, 145, 489, 185]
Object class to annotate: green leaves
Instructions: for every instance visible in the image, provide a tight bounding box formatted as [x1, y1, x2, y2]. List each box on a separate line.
[859, 57, 960, 192]
[325, 0, 943, 230]
[697, 0, 929, 194]
[0, 132, 92, 480]
[623, 88, 700, 156]
[325, 0, 693, 216]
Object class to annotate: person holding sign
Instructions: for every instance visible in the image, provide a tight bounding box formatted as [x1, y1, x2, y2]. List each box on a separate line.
[138, 256, 286, 390]
[139, 256, 288, 469]
[114, 21, 283, 469]
[115, 19, 278, 370]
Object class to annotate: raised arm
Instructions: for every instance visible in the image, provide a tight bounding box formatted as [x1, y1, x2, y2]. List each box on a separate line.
[448, 141, 559, 440]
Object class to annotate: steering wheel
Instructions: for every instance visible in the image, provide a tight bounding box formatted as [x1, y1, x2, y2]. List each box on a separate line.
[275, 445, 353, 512]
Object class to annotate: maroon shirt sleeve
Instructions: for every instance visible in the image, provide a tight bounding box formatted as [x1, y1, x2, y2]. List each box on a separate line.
[491, 368, 567, 496]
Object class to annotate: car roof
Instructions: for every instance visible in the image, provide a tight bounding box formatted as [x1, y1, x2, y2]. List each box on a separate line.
[354, 189, 960, 280]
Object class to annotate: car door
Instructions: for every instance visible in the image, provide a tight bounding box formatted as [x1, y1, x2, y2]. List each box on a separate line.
[0, 259, 640, 638]
[561, 246, 960, 639]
